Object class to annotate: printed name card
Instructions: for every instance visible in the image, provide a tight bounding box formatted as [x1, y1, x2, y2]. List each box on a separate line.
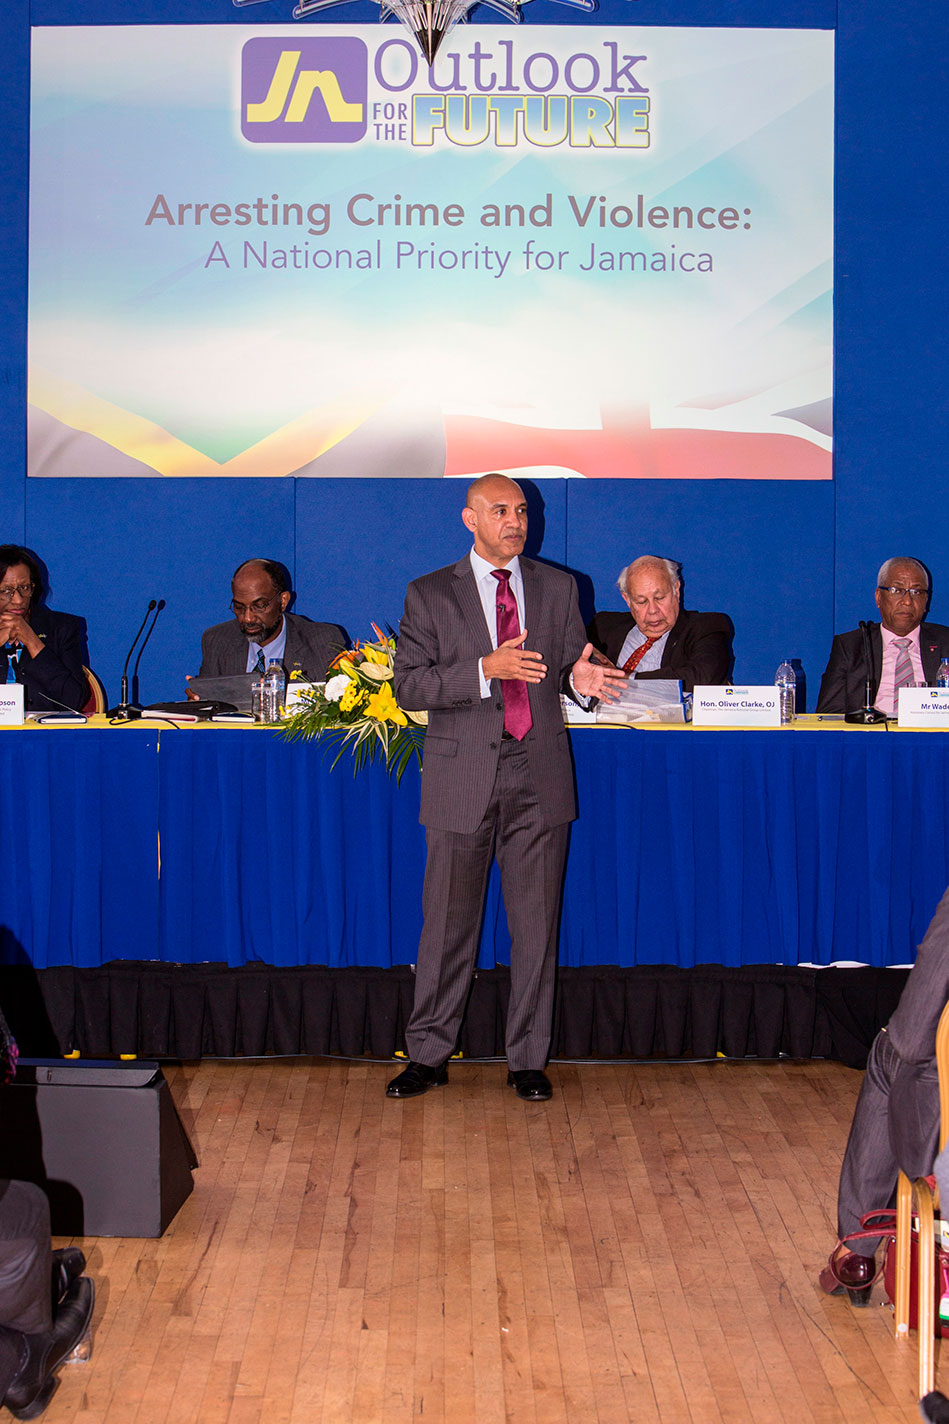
[0, 684, 25, 725]
[898, 687, 949, 728]
[692, 686, 781, 728]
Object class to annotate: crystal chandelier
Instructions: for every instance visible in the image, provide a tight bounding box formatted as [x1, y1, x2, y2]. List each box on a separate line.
[234, 0, 595, 67]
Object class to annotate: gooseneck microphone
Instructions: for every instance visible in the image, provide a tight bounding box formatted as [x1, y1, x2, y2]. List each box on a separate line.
[844, 620, 887, 724]
[107, 599, 157, 721]
[131, 598, 166, 706]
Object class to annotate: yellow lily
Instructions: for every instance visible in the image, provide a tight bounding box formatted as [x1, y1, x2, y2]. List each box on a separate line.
[365, 681, 408, 726]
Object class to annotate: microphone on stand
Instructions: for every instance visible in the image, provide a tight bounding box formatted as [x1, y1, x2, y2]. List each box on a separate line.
[107, 600, 157, 721]
[131, 599, 166, 706]
[845, 620, 887, 724]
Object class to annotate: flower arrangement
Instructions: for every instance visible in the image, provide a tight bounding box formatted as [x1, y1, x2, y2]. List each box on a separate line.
[281, 625, 426, 781]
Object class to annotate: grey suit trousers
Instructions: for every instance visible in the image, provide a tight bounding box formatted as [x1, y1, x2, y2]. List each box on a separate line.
[405, 739, 568, 1072]
[836, 1030, 940, 1254]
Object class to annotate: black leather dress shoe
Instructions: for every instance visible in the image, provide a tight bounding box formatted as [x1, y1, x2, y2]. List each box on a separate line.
[51, 1248, 86, 1311]
[507, 1069, 553, 1101]
[4, 1275, 95, 1420]
[818, 1248, 875, 1307]
[386, 1061, 448, 1098]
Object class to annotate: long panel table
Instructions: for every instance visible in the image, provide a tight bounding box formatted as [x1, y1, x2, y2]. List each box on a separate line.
[2, 717, 948, 971]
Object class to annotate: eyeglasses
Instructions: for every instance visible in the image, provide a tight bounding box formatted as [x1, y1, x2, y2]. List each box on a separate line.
[0, 583, 33, 603]
[878, 585, 928, 599]
[230, 596, 279, 615]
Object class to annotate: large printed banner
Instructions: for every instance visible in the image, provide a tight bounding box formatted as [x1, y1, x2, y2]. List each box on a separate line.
[29, 25, 833, 479]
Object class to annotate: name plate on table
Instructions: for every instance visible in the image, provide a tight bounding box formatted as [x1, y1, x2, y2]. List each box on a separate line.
[692, 686, 781, 727]
[898, 687, 949, 727]
[0, 684, 25, 725]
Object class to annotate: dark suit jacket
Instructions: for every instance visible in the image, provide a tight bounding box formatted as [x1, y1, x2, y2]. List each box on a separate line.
[587, 607, 734, 693]
[816, 621, 949, 713]
[0, 605, 87, 712]
[393, 556, 586, 834]
[199, 612, 347, 682]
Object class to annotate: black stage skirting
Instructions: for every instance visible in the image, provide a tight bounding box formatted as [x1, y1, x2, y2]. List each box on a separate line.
[2, 962, 908, 1071]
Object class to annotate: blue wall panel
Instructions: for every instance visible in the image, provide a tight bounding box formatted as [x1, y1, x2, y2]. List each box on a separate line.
[294, 476, 570, 654]
[832, 0, 949, 629]
[25, 477, 296, 703]
[565, 478, 835, 693]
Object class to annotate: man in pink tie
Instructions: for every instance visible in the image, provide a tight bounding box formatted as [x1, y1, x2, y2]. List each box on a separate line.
[389, 475, 625, 1102]
[816, 557, 949, 716]
[588, 555, 734, 692]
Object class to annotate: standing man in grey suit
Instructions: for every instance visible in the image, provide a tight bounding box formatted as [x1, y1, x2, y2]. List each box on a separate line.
[388, 475, 626, 1102]
[819, 885, 949, 1305]
[816, 557, 949, 716]
[187, 558, 346, 692]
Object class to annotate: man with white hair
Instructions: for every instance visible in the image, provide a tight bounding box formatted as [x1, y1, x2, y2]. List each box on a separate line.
[588, 555, 733, 693]
[816, 557, 949, 716]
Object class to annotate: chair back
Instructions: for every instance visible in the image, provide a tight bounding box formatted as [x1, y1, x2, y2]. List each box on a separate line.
[81, 665, 107, 716]
[937, 998, 949, 1154]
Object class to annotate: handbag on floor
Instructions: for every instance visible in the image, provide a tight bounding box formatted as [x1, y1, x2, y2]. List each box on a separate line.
[832, 1204, 949, 1337]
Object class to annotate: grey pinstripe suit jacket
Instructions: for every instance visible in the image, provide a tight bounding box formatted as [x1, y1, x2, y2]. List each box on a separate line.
[393, 555, 587, 834]
[199, 612, 346, 682]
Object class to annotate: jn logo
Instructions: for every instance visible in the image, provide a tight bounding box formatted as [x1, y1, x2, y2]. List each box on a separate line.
[241, 38, 367, 143]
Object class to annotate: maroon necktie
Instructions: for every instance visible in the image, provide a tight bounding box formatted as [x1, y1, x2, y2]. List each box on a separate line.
[622, 637, 657, 675]
[492, 569, 532, 741]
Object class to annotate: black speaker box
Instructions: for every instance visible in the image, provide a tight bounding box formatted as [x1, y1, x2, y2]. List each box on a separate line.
[0, 1059, 197, 1237]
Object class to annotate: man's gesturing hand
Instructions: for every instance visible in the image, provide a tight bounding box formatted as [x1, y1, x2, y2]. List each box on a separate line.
[482, 631, 547, 684]
[571, 643, 628, 702]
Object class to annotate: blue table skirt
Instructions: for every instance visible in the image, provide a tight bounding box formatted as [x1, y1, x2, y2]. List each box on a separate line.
[2, 725, 947, 969]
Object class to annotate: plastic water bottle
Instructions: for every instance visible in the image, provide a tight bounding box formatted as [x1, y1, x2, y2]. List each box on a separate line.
[775, 658, 796, 725]
[262, 658, 286, 723]
[938, 658, 949, 689]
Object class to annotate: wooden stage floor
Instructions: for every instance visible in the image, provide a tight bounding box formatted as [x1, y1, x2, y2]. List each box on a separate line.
[48, 1058, 935, 1423]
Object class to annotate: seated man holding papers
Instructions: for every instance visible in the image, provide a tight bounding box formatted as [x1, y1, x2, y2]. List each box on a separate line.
[187, 557, 347, 700]
[587, 555, 733, 694]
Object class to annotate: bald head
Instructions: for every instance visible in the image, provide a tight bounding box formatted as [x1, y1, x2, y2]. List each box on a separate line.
[230, 558, 291, 646]
[462, 474, 528, 567]
[875, 557, 930, 636]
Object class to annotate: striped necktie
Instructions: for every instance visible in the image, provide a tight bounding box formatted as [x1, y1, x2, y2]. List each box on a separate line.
[893, 638, 914, 703]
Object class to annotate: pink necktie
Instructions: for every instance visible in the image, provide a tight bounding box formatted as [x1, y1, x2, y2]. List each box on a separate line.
[492, 570, 532, 741]
[893, 639, 914, 706]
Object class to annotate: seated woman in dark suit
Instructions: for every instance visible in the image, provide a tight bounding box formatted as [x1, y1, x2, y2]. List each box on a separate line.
[0, 546, 87, 712]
